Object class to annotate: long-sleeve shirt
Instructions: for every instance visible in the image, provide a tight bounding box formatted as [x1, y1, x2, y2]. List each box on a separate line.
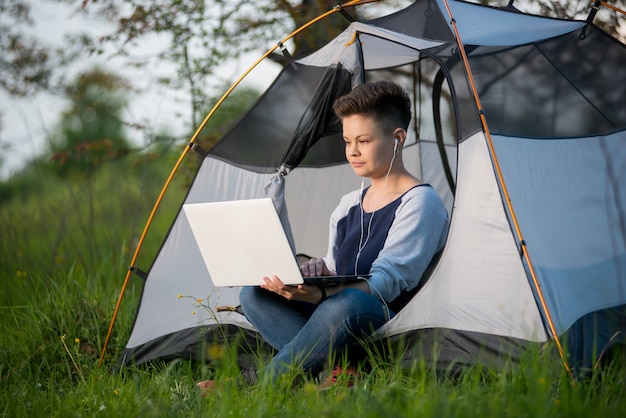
[324, 184, 449, 304]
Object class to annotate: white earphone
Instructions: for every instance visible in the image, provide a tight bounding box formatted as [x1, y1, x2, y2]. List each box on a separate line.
[393, 138, 399, 153]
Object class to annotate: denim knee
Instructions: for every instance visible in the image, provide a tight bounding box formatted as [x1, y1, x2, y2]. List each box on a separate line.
[322, 287, 390, 332]
[238, 286, 263, 317]
[238, 286, 253, 308]
[324, 287, 371, 312]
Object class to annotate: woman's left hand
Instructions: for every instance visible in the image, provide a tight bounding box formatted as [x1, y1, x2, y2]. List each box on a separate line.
[261, 275, 322, 303]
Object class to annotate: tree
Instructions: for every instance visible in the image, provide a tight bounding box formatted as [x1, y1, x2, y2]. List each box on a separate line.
[0, 1, 98, 178]
[0, 0, 96, 97]
[80, 0, 413, 129]
[49, 68, 131, 177]
[2, 1, 623, 178]
[81, 0, 624, 130]
[1, 0, 55, 96]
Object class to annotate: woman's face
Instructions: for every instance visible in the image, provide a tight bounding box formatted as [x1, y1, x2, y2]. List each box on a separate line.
[342, 114, 396, 179]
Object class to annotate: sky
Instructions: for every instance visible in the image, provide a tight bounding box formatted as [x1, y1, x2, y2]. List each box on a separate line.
[0, 1, 281, 179]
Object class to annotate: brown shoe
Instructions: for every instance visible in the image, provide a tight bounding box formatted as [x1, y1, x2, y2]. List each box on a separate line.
[197, 367, 258, 396]
[197, 379, 219, 396]
[318, 366, 359, 390]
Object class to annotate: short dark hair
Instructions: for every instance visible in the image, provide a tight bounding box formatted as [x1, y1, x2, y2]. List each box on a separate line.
[332, 81, 411, 132]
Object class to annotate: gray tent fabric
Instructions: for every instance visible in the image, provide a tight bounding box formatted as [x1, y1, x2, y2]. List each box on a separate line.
[116, 0, 626, 375]
[264, 166, 295, 253]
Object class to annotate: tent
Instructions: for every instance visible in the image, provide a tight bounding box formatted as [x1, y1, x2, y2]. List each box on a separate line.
[101, 0, 626, 376]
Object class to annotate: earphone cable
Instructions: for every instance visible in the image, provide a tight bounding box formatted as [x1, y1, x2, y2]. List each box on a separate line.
[354, 147, 397, 274]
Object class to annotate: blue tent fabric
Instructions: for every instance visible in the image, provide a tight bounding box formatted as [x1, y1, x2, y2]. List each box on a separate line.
[438, 0, 585, 46]
[493, 131, 626, 336]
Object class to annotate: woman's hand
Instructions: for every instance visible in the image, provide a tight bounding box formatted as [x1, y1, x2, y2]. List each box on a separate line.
[260, 259, 335, 303]
[299, 258, 335, 277]
[260, 275, 323, 304]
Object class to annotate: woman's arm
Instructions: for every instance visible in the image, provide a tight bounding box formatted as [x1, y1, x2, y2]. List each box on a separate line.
[366, 186, 449, 303]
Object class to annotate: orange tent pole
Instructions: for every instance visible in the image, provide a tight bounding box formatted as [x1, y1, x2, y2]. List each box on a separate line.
[598, 1, 626, 16]
[98, 0, 381, 368]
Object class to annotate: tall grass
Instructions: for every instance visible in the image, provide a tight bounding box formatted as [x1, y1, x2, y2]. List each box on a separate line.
[1, 153, 625, 417]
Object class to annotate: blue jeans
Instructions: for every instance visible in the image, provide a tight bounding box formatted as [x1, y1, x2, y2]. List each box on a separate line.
[239, 286, 393, 380]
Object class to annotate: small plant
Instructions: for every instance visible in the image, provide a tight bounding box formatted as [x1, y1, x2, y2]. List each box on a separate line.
[60, 334, 86, 384]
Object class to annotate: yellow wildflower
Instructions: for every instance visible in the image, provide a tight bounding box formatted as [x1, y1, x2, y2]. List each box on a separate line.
[207, 343, 224, 360]
[75, 338, 80, 344]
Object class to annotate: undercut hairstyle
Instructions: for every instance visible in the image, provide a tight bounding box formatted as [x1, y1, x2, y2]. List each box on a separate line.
[332, 81, 412, 132]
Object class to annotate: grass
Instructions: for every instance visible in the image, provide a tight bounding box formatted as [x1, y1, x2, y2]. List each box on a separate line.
[1, 152, 625, 417]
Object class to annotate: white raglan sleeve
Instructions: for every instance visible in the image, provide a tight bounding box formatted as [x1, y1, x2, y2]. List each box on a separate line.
[366, 186, 449, 303]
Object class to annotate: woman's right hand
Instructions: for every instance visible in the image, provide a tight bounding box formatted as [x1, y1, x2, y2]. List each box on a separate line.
[299, 258, 335, 277]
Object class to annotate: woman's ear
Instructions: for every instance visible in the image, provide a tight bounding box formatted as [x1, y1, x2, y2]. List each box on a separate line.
[393, 128, 407, 147]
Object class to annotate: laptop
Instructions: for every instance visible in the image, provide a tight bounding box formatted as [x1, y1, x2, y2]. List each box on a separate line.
[183, 198, 370, 287]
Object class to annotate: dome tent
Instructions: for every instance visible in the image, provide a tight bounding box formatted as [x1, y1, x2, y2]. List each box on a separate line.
[102, 0, 626, 376]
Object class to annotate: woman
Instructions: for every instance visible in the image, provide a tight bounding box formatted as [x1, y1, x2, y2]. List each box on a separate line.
[199, 80, 449, 391]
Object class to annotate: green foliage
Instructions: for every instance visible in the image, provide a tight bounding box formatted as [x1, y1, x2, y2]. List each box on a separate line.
[0, 0, 55, 96]
[49, 68, 132, 177]
[82, 0, 414, 130]
[0, 0, 95, 97]
[88, 0, 295, 128]
[1, 282, 626, 418]
[0, 159, 55, 204]
[0, 147, 188, 307]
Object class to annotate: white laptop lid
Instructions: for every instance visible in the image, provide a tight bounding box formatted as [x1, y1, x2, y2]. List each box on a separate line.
[183, 198, 304, 287]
